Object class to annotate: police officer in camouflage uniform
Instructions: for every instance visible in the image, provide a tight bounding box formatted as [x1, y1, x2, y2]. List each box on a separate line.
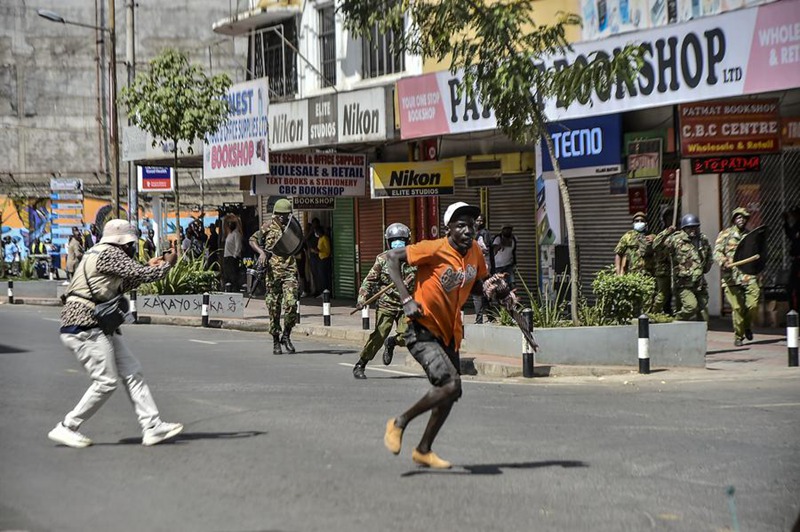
[714, 208, 760, 346]
[249, 199, 299, 355]
[614, 212, 655, 276]
[653, 210, 674, 315]
[352, 223, 417, 380]
[653, 213, 712, 321]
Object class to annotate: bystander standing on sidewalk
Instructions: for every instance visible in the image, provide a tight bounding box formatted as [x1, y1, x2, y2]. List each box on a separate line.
[66, 227, 84, 281]
[352, 223, 416, 379]
[223, 216, 243, 292]
[472, 214, 494, 323]
[492, 225, 517, 287]
[47, 219, 182, 448]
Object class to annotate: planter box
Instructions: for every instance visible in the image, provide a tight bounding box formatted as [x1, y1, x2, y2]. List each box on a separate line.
[7, 280, 62, 299]
[139, 293, 244, 318]
[463, 321, 707, 368]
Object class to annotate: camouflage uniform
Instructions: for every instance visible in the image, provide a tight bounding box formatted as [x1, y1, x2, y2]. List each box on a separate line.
[250, 218, 299, 336]
[653, 244, 673, 315]
[614, 230, 655, 275]
[356, 253, 416, 363]
[653, 228, 712, 321]
[714, 225, 760, 341]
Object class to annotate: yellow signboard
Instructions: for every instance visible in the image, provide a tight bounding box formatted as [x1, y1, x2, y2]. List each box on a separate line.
[370, 160, 454, 198]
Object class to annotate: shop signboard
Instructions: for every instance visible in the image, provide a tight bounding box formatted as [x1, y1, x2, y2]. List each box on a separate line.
[269, 99, 308, 151]
[337, 87, 391, 144]
[203, 77, 270, 179]
[370, 161, 455, 198]
[628, 183, 648, 214]
[627, 138, 662, 179]
[252, 152, 366, 197]
[137, 166, 174, 192]
[691, 155, 761, 174]
[292, 197, 335, 210]
[396, 0, 800, 139]
[50, 178, 83, 192]
[662, 169, 680, 198]
[679, 98, 780, 156]
[781, 117, 800, 148]
[308, 94, 338, 146]
[541, 114, 623, 178]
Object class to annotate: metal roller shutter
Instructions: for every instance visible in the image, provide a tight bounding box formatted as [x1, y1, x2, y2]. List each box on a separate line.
[567, 175, 630, 301]
[486, 174, 538, 304]
[448, 175, 482, 216]
[357, 197, 384, 282]
[384, 198, 413, 241]
[332, 198, 357, 299]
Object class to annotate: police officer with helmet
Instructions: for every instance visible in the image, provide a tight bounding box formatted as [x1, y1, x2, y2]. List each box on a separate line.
[249, 199, 299, 355]
[653, 213, 713, 321]
[352, 223, 417, 379]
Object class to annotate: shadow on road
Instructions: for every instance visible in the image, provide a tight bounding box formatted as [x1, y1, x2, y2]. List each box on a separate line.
[401, 459, 589, 477]
[298, 349, 357, 355]
[111, 430, 266, 445]
[0, 343, 28, 354]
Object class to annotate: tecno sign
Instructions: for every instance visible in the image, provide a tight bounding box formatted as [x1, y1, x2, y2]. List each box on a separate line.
[551, 128, 603, 158]
[541, 114, 622, 179]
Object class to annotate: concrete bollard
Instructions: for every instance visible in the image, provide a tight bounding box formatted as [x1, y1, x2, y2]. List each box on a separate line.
[323, 289, 331, 326]
[522, 308, 535, 378]
[130, 290, 138, 323]
[202, 292, 210, 327]
[296, 300, 301, 324]
[638, 314, 650, 375]
[7, 280, 13, 304]
[361, 305, 370, 330]
[461, 310, 466, 338]
[788, 310, 798, 367]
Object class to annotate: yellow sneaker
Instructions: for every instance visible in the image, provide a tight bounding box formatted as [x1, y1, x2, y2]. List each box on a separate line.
[384, 418, 403, 455]
[412, 449, 452, 469]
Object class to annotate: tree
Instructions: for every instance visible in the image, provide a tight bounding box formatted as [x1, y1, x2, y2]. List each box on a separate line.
[120, 48, 231, 255]
[339, 0, 643, 324]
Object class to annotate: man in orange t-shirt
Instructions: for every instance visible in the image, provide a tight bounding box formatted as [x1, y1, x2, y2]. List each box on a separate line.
[382, 202, 496, 469]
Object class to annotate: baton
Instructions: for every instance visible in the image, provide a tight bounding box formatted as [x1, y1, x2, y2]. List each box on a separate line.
[729, 254, 760, 269]
[350, 274, 415, 315]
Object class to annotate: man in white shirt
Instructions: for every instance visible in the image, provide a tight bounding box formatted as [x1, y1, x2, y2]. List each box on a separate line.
[492, 225, 517, 287]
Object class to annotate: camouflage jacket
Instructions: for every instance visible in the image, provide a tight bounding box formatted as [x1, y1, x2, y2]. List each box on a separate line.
[250, 218, 297, 280]
[653, 229, 712, 288]
[357, 252, 416, 313]
[614, 230, 654, 275]
[713, 226, 757, 287]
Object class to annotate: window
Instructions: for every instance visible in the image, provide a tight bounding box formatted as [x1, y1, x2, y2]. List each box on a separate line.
[250, 21, 298, 98]
[362, 5, 405, 79]
[318, 5, 336, 88]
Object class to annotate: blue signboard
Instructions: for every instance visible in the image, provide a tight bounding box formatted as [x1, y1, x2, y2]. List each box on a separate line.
[541, 114, 622, 178]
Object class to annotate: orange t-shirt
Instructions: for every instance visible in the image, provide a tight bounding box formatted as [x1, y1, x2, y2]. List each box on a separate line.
[406, 237, 488, 350]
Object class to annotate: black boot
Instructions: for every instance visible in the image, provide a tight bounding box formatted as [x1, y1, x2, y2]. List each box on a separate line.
[382, 336, 396, 366]
[353, 359, 367, 379]
[281, 329, 296, 354]
[273, 334, 283, 355]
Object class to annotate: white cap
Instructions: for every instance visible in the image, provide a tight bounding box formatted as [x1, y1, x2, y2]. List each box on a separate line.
[443, 202, 481, 226]
[99, 219, 138, 245]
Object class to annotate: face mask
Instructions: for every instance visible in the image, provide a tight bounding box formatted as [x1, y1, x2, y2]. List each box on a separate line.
[633, 222, 646, 232]
[390, 239, 406, 249]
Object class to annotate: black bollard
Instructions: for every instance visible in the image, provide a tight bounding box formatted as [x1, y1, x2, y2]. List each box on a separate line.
[296, 300, 301, 324]
[788, 310, 798, 367]
[522, 308, 535, 378]
[7, 280, 13, 304]
[361, 305, 370, 330]
[461, 309, 466, 339]
[202, 292, 210, 327]
[323, 289, 331, 326]
[638, 314, 650, 375]
[130, 290, 138, 323]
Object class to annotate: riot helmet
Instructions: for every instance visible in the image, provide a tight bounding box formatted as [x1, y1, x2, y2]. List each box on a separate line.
[385, 223, 411, 249]
[680, 213, 701, 229]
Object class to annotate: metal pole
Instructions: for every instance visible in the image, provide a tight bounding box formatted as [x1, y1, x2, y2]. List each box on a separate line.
[323, 289, 331, 326]
[108, 0, 121, 218]
[787, 310, 798, 367]
[125, 0, 137, 225]
[202, 292, 210, 327]
[638, 314, 650, 374]
[522, 308, 534, 378]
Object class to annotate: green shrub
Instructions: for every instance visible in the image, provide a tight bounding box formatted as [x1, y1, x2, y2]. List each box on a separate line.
[591, 267, 655, 325]
[138, 255, 218, 295]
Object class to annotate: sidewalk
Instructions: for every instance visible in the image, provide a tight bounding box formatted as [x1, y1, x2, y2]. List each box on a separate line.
[4, 295, 795, 379]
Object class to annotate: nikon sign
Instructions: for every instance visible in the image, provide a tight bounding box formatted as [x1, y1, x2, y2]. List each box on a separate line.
[370, 161, 455, 198]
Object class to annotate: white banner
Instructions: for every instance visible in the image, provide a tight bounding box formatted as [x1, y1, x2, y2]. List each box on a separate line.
[252, 152, 366, 197]
[203, 78, 270, 179]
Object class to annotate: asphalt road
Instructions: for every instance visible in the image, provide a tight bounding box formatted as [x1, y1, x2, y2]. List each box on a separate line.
[1, 305, 798, 532]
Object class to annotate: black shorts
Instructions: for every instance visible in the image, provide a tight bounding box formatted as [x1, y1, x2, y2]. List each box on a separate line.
[405, 321, 461, 388]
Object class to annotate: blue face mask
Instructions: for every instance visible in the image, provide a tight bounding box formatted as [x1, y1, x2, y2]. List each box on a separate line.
[390, 240, 406, 249]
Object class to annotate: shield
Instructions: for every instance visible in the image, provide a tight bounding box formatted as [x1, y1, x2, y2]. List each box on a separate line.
[733, 225, 768, 275]
[267, 215, 304, 258]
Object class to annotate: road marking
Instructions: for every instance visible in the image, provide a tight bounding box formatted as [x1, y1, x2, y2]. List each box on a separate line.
[189, 339, 218, 345]
[718, 402, 800, 409]
[42, 318, 61, 322]
[338, 363, 418, 376]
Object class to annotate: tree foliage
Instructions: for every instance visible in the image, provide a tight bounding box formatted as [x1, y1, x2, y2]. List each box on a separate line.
[339, 0, 644, 324]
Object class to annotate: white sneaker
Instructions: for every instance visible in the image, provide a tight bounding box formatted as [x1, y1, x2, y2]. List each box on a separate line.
[48, 422, 93, 448]
[142, 421, 183, 446]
